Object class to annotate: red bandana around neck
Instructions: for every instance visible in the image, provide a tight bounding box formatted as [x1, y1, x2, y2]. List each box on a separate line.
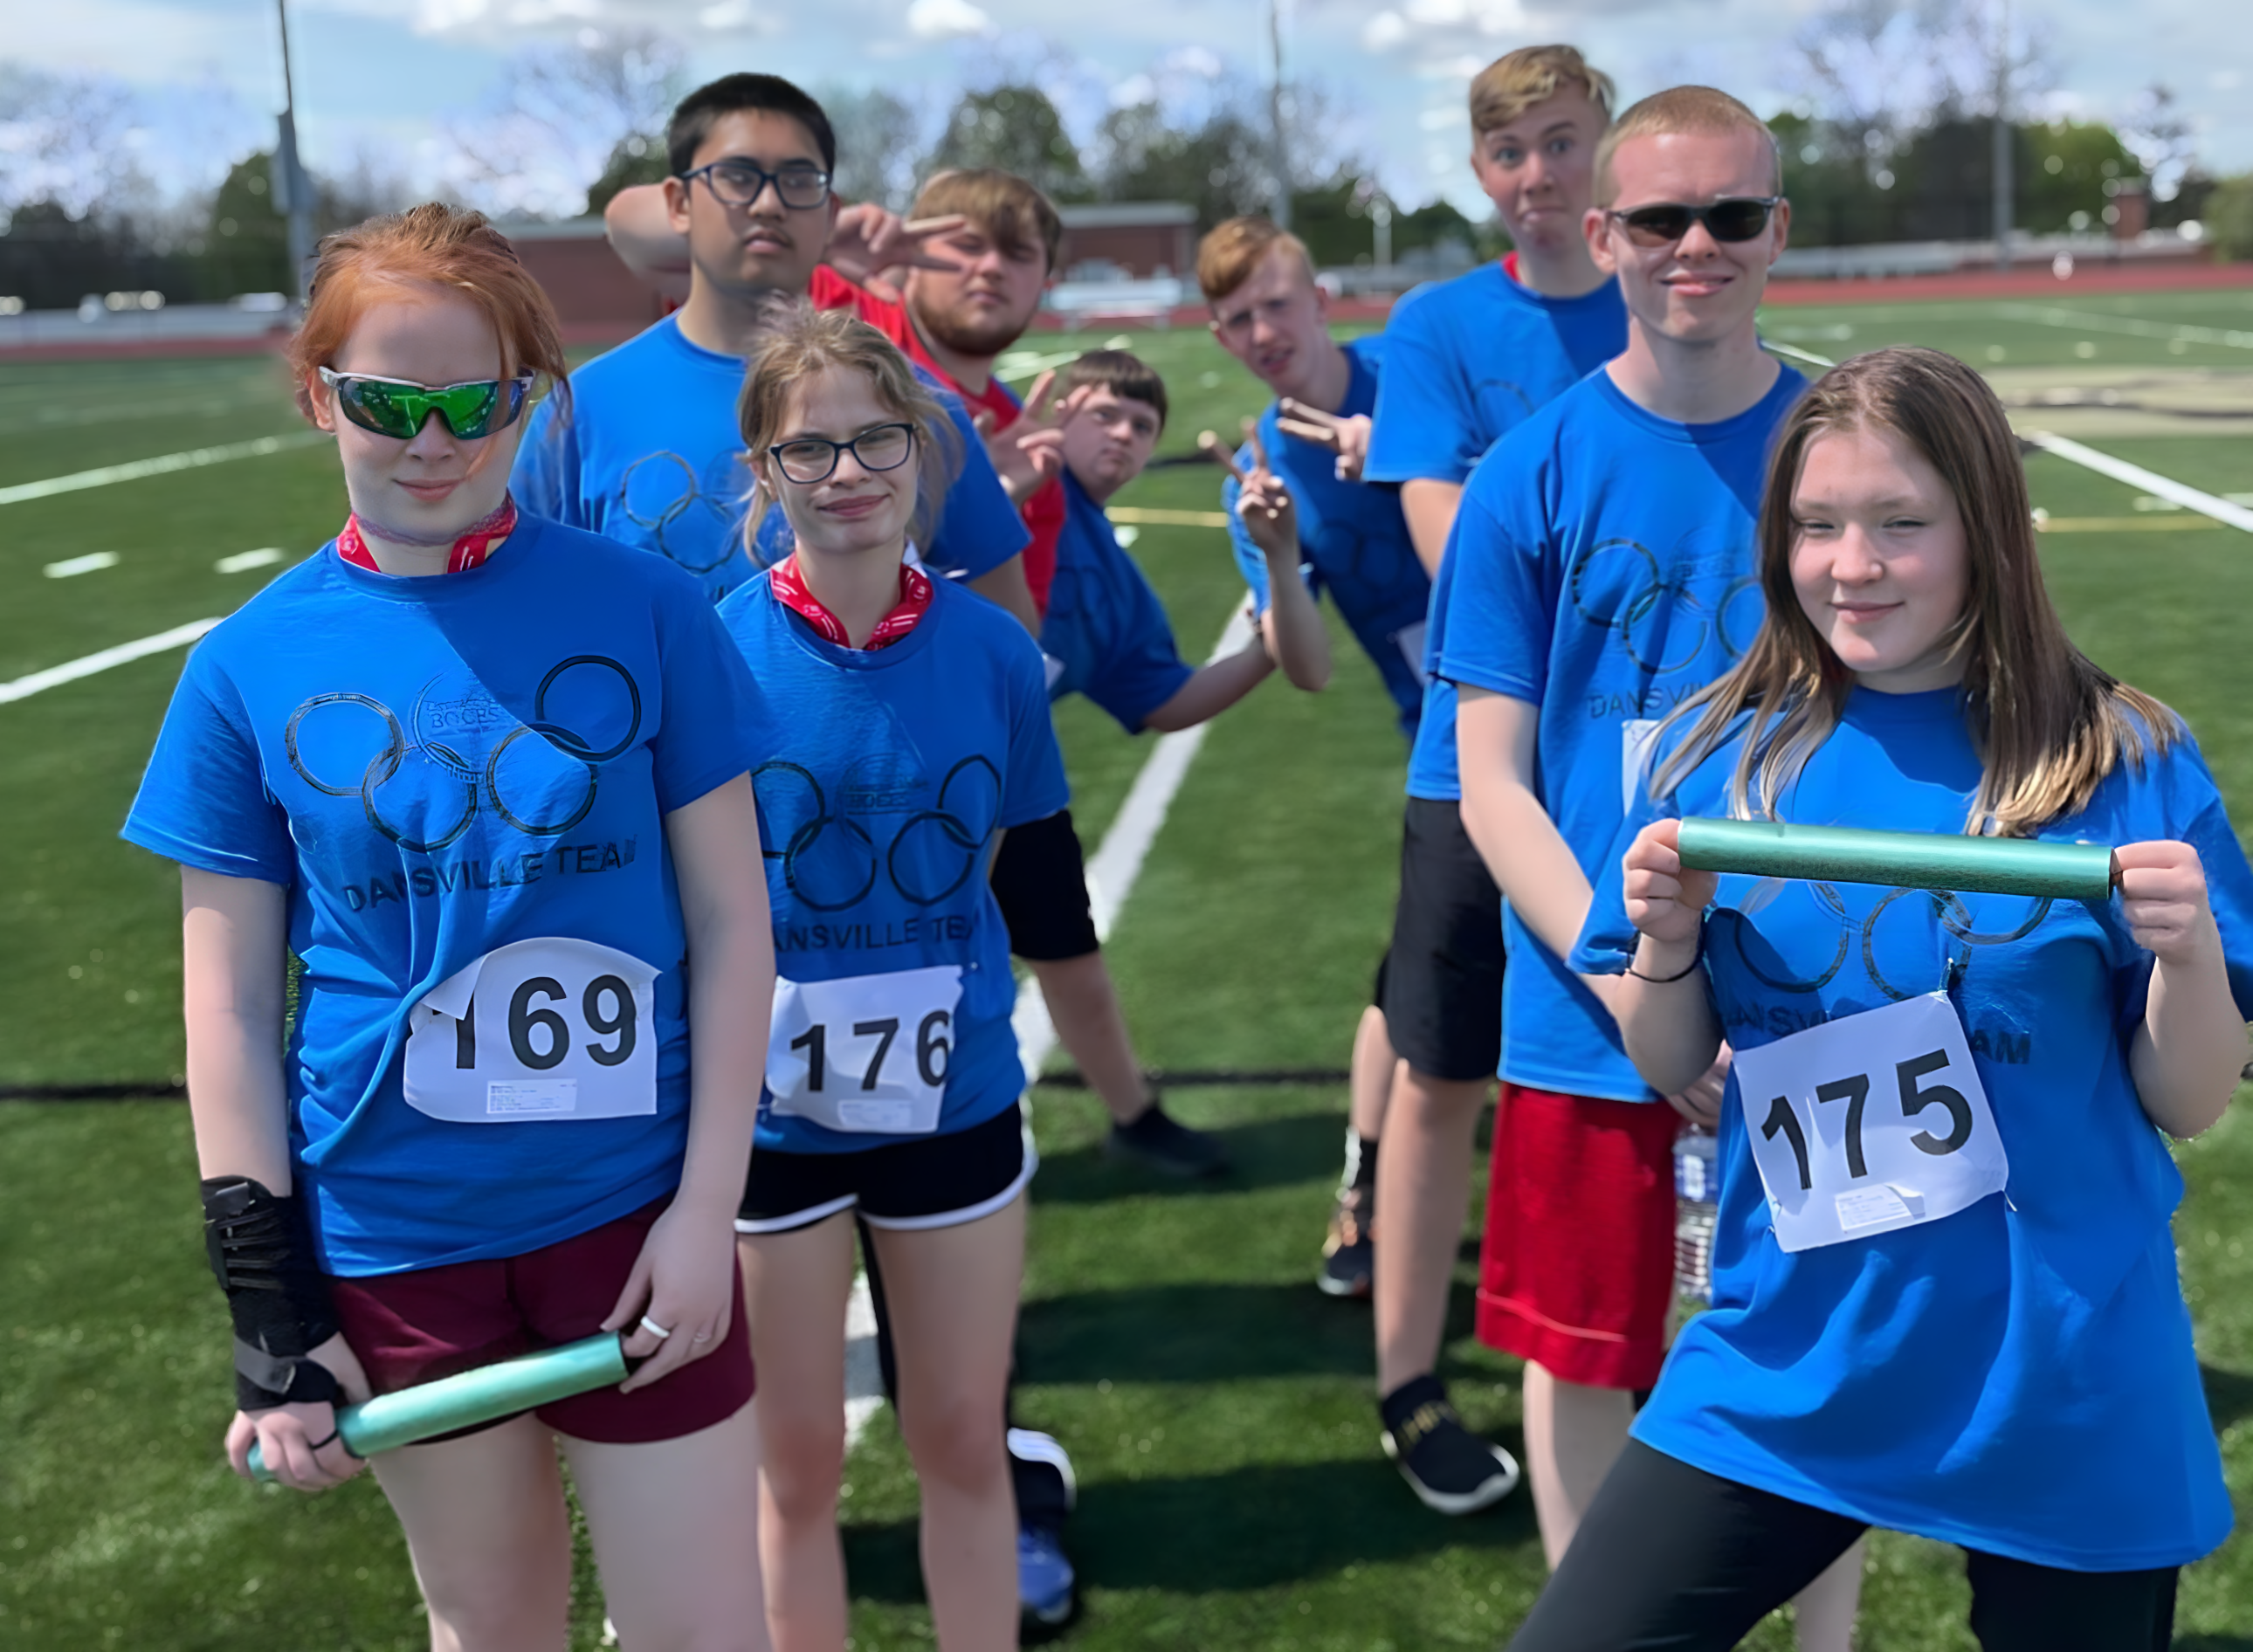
[336, 495, 519, 575]
[770, 554, 933, 650]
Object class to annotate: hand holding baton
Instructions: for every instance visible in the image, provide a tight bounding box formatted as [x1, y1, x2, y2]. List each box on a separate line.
[246, 1333, 630, 1482]
[1674, 819, 2119, 902]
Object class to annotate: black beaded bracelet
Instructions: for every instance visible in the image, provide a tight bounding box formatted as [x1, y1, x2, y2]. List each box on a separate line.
[1625, 935, 1702, 983]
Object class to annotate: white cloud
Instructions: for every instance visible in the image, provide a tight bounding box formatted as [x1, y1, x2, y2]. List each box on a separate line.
[905, 0, 990, 39]
[1109, 71, 1156, 107]
[1418, 105, 1462, 130]
[1363, 11, 1409, 51]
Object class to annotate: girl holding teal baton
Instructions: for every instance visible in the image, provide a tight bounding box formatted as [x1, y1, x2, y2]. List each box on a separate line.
[125, 205, 775, 1649]
[1511, 345, 2253, 1649]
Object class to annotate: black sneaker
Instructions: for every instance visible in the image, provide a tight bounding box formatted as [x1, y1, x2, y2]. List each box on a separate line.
[1106, 1100, 1228, 1177]
[1379, 1375, 1521, 1514]
[1318, 1183, 1375, 1298]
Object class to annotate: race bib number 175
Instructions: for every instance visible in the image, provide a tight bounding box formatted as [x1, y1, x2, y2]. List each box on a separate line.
[1729, 992, 2009, 1252]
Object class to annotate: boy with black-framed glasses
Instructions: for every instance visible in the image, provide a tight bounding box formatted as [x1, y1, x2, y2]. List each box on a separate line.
[512, 72, 1037, 630]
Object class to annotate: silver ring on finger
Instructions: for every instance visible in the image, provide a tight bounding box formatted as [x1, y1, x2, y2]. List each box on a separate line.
[638, 1314, 674, 1340]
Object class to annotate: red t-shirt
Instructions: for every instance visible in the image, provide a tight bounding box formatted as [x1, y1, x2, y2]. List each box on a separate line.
[810, 268, 1064, 617]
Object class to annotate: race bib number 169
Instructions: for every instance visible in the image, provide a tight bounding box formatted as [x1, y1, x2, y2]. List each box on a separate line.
[1728, 992, 2009, 1252]
[403, 937, 660, 1124]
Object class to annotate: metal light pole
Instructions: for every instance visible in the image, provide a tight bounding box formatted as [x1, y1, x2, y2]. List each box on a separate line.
[1991, 0, 2012, 272]
[274, 0, 315, 302]
[1268, 0, 1291, 231]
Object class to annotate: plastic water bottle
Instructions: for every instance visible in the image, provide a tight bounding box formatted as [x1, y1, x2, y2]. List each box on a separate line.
[1674, 1124, 1719, 1305]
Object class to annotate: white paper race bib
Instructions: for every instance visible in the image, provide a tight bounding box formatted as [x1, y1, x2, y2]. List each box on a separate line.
[766, 965, 964, 1135]
[1391, 620, 1431, 687]
[1730, 992, 2009, 1252]
[403, 937, 660, 1124]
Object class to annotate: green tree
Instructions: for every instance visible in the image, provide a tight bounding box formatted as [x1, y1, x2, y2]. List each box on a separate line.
[1095, 101, 1271, 230]
[931, 86, 1088, 203]
[2017, 120, 2146, 234]
[2208, 175, 2253, 261]
[201, 152, 292, 299]
[585, 134, 668, 216]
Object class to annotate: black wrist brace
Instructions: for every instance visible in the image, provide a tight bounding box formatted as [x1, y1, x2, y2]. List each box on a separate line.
[201, 1176, 344, 1412]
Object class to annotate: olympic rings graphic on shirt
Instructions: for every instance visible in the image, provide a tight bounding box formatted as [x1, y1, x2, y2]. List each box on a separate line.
[618, 451, 748, 575]
[1714, 882, 2055, 1002]
[755, 754, 1000, 911]
[755, 761, 880, 911]
[890, 757, 1002, 905]
[1569, 539, 1763, 676]
[283, 656, 643, 851]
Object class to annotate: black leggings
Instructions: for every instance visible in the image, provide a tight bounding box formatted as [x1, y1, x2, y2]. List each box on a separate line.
[1508, 1440, 2179, 1652]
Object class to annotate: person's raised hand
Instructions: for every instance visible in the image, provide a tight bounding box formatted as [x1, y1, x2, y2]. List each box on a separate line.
[825, 206, 969, 303]
[2116, 840, 2222, 967]
[1622, 818, 1715, 949]
[224, 1333, 373, 1493]
[982, 369, 1087, 505]
[1276, 399, 1372, 483]
[1203, 422, 1299, 562]
[604, 1200, 737, 1393]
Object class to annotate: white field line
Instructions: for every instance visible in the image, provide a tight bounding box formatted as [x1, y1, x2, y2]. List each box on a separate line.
[1996, 305, 2253, 350]
[845, 602, 1254, 1442]
[1762, 338, 2250, 537]
[0, 430, 325, 507]
[2021, 432, 2253, 535]
[0, 618, 221, 705]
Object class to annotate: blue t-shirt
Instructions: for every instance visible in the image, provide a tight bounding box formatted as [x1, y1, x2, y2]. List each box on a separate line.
[1367, 265, 1628, 802]
[1041, 471, 1195, 734]
[1572, 686, 2253, 1569]
[512, 315, 1029, 603]
[1437, 365, 1806, 1099]
[718, 574, 1068, 1153]
[1227, 336, 1428, 738]
[121, 518, 762, 1276]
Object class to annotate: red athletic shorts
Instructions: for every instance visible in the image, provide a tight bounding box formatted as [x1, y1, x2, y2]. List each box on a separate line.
[327, 1199, 754, 1446]
[1476, 1084, 1680, 1391]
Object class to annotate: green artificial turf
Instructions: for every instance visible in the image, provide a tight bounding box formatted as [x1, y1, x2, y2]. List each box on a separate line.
[5, 299, 2253, 1647]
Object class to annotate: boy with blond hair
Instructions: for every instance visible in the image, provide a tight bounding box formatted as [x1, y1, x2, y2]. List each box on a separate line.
[1317, 45, 1629, 1517]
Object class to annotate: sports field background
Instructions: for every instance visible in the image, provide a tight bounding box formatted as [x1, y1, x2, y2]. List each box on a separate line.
[5, 286, 2253, 1649]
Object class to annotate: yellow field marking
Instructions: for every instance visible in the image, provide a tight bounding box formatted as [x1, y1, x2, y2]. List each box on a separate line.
[1107, 506, 1232, 527]
[2034, 514, 2222, 533]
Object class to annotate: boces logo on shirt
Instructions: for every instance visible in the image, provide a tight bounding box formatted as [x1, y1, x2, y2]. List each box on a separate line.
[755, 751, 1002, 912]
[282, 656, 644, 854]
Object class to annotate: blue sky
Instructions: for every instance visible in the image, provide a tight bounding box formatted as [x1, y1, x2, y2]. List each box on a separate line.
[10, 0, 2251, 219]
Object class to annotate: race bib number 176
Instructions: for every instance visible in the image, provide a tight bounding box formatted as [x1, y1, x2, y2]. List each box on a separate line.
[1728, 992, 2009, 1252]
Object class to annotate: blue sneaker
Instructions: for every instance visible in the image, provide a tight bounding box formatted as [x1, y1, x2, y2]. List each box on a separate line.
[1009, 1428, 1078, 1628]
[1016, 1524, 1076, 1628]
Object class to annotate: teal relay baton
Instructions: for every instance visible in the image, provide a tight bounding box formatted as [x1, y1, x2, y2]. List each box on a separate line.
[1675, 818, 2119, 902]
[247, 1333, 630, 1482]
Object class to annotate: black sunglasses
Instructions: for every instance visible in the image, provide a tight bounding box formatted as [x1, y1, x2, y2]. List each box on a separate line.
[1607, 196, 1781, 248]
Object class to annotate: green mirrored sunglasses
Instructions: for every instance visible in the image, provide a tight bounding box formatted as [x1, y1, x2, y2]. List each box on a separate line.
[319, 368, 535, 440]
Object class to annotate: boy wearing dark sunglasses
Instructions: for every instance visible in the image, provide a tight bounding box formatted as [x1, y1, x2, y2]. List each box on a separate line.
[1435, 89, 1854, 1643]
[511, 73, 1037, 630]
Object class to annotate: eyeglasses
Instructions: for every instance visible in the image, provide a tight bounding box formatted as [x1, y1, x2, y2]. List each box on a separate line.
[1606, 196, 1781, 249]
[318, 368, 534, 440]
[679, 159, 832, 211]
[768, 423, 917, 485]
